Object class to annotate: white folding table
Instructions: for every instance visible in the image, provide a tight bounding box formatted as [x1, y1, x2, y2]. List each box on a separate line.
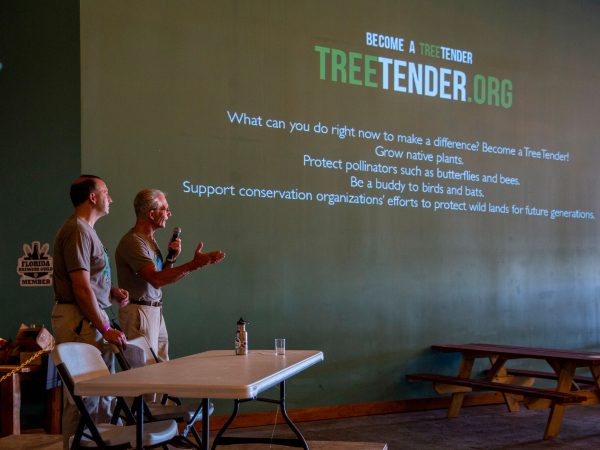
[75, 349, 324, 449]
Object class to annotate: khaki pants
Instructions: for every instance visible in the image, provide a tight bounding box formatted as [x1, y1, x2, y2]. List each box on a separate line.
[119, 303, 169, 403]
[119, 303, 169, 362]
[51, 303, 115, 450]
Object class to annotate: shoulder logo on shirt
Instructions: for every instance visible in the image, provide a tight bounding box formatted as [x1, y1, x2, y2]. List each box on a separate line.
[17, 241, 53, 287]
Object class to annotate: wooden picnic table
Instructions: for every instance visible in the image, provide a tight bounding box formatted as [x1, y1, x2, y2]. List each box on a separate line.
[407, 343, 600, 439]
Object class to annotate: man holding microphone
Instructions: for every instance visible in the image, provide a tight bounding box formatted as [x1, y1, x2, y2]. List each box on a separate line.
[116, 188, 225, 363]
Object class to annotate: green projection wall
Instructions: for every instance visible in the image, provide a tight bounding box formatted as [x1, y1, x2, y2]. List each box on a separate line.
[2, 0, 597, 413]
[79, 0, 600, 407]
[0, 1, 80, 338]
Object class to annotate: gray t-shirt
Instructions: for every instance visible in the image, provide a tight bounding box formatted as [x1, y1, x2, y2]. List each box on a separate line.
[115, 229, 163, 303]
[52, 215, 112, 308]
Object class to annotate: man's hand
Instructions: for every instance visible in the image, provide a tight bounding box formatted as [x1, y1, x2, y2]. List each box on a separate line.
[103, 327, 127, 348]
[192, 242, 225, 269]
[111, 287, 130, 308]
[167, 238, 182, 260]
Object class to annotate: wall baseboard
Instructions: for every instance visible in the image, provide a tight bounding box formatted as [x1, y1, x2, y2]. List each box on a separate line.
[206, 392, 505, 430]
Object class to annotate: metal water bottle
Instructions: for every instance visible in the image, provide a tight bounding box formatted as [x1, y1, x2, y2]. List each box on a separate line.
[235, 317, 249, 355]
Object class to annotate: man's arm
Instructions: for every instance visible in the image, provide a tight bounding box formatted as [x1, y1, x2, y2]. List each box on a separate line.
[139, 242, 225, 289]
[70, 270, 127, 347]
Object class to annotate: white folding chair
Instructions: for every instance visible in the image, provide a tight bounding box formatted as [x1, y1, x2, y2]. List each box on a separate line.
[52, 342, 178, 449]
[113, 336, 213, 448]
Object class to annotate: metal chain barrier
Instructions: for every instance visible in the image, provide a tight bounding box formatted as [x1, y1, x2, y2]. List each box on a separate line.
[0, 343, 55, 384]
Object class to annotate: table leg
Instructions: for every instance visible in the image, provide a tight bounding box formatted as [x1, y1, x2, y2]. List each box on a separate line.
[590, 365, 600, 396]
[279, 380, 309, 449]
[486, 356, 520, 413]
[135, 395, 144, 450]
[544, 362, 575, 439]
[212, 381, 309, 449]
[211, 398, 240, 449]
[448, 393, 465, 418]
[486, 356, 508, 380]
[502, 392, 521, 412]
[202, 398, 210, 450]
[448, 357, 474, 418]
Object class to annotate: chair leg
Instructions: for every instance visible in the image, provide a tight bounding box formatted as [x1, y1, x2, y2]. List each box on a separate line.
[191, 426, 203, 448]
[70, 419, 86, 450]
[168, 434, 200, 449]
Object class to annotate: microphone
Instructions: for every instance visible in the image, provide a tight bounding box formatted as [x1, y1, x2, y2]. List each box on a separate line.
[166, 227, 181, 262]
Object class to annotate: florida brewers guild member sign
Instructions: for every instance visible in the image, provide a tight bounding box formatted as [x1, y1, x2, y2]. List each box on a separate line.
[17, 241, 53, 287]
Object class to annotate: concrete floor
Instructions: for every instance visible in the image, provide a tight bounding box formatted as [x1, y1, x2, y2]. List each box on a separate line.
[0, 434, 384, 450]
[223, 403, 600, 449]
[4, 403, 600, 449]
[0, 435, 384, 450]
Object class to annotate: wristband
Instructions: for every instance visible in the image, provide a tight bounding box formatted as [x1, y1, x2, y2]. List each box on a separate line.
[99, 322, 110, 334]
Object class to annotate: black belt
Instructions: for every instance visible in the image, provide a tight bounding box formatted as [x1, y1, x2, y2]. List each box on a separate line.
[130, 299, 162, 307]
[55, 300, 111, 312]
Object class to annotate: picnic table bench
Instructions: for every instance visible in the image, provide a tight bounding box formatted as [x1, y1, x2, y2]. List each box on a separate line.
[406, 343, 600, 439]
